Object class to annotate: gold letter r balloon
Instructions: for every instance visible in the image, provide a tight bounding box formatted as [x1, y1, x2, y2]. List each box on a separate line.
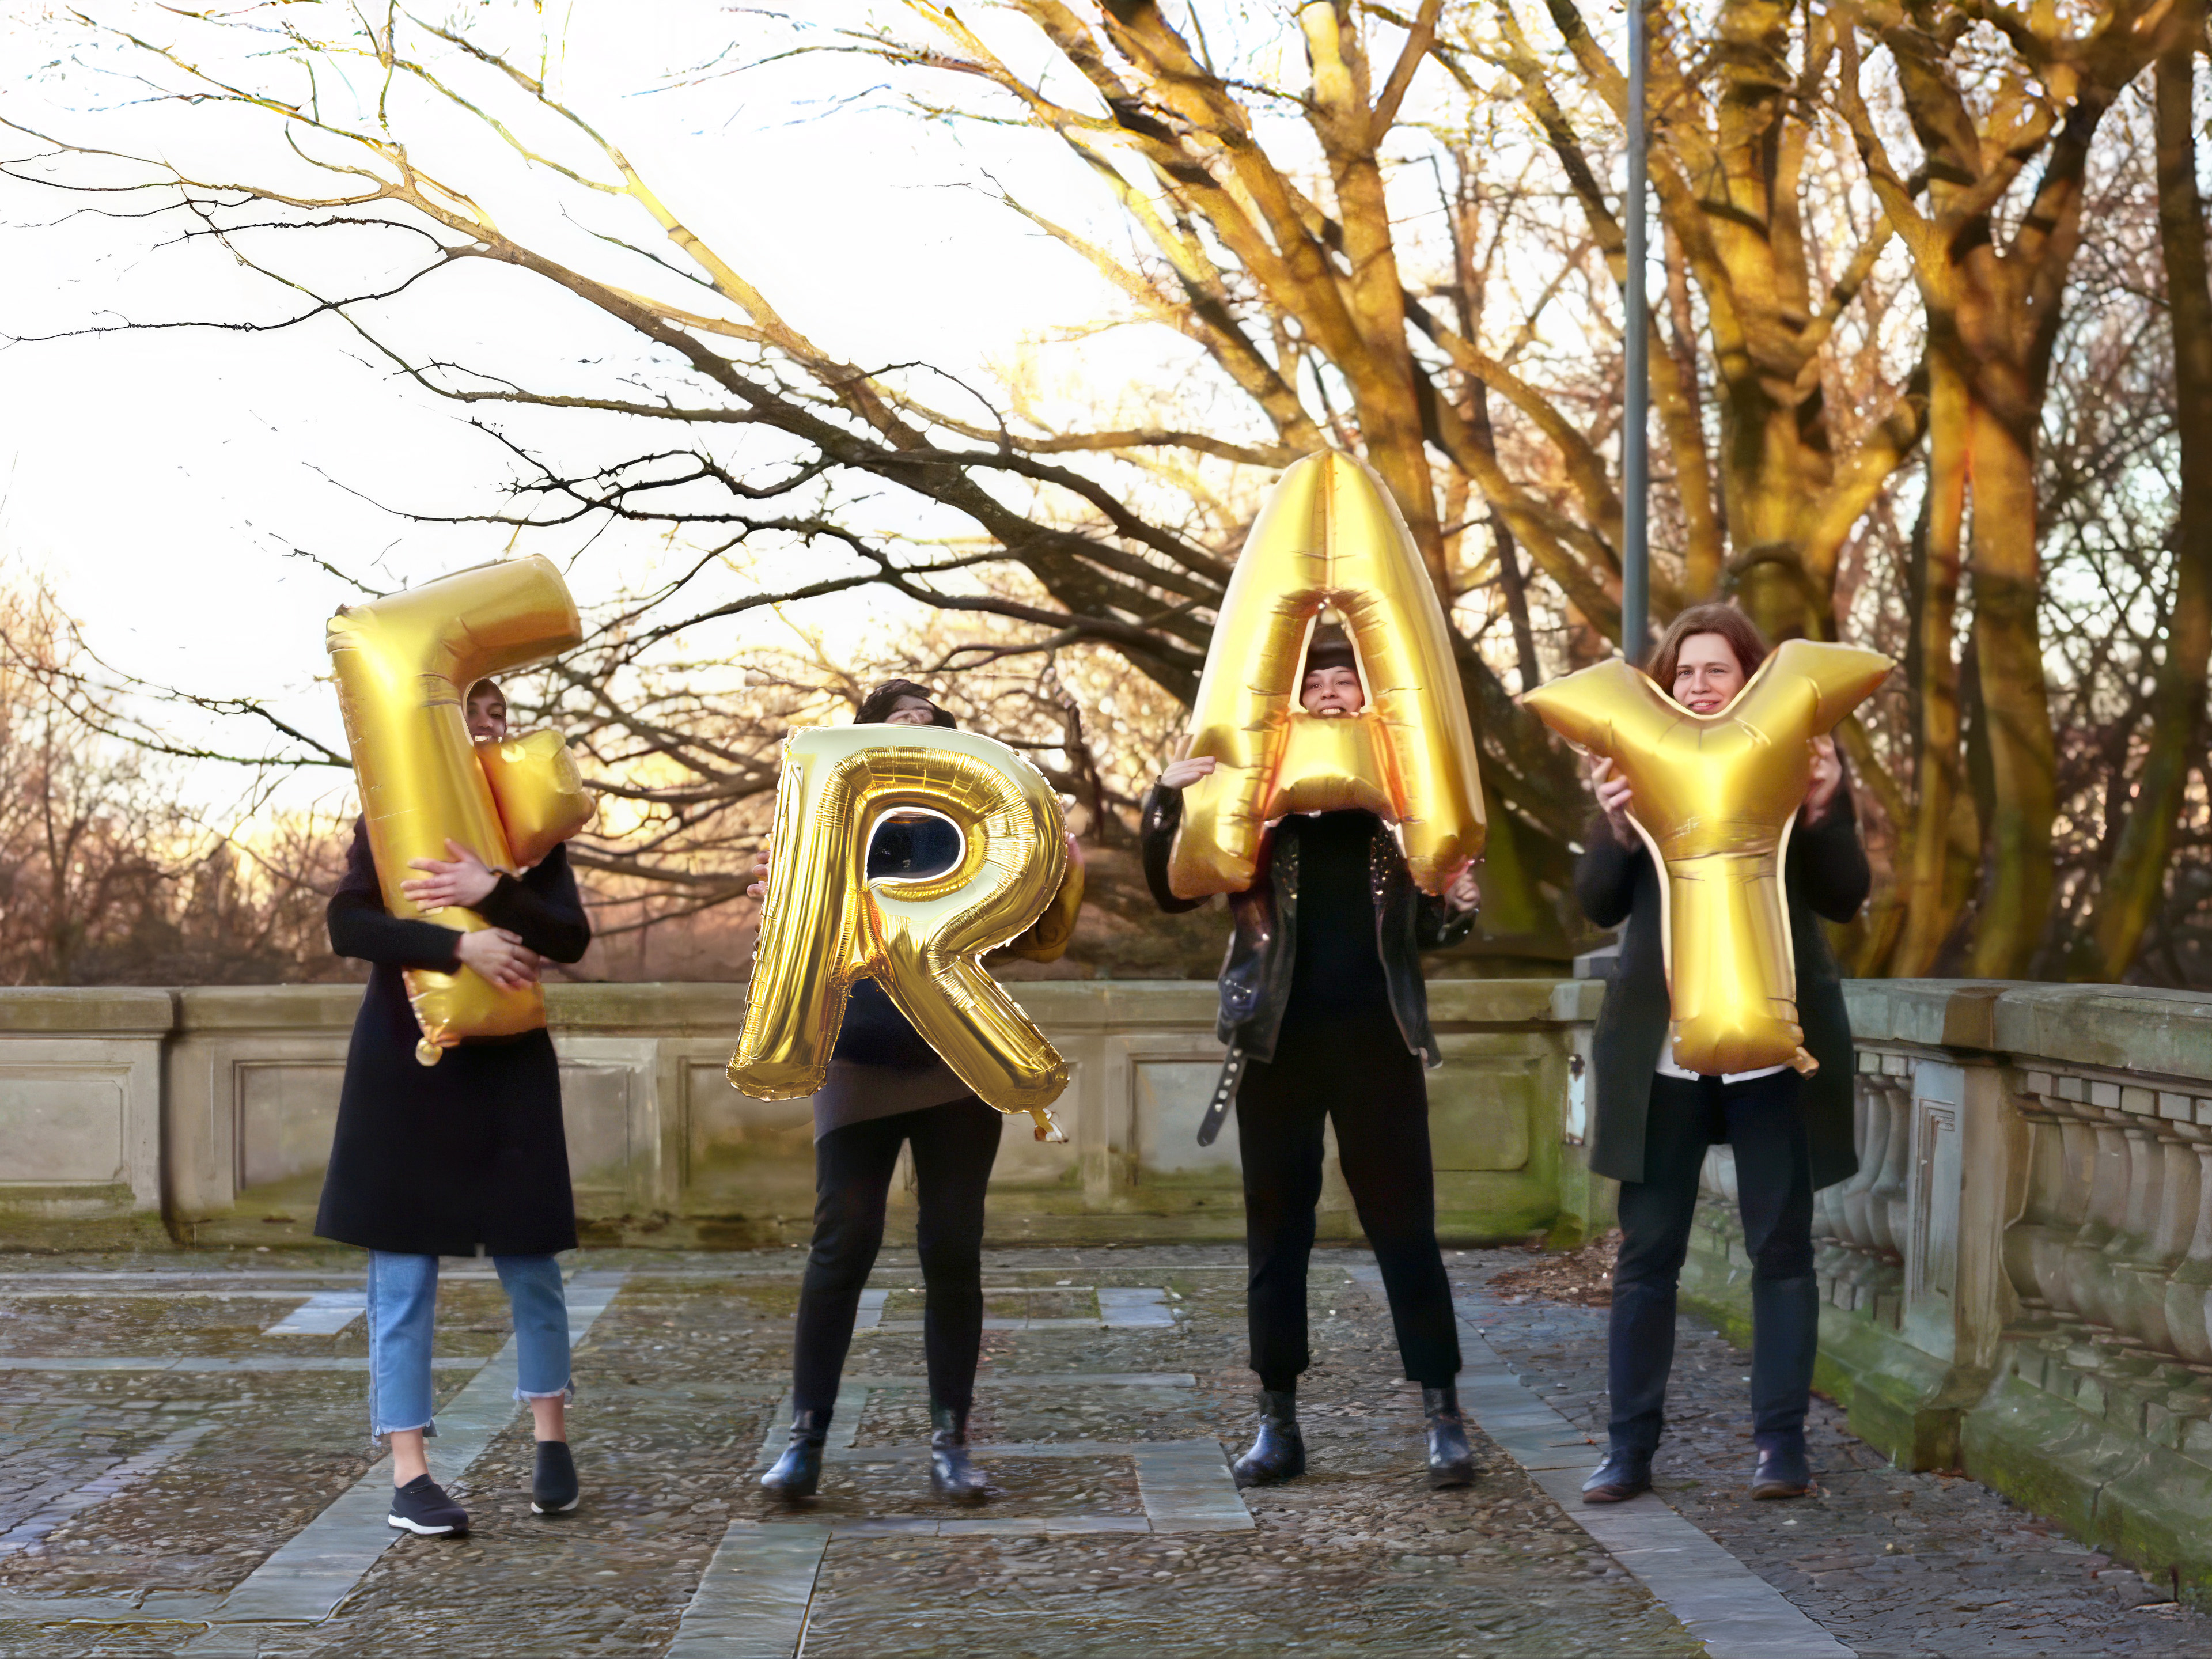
[1524, 639, 1892, 1077]
[729, 726, 1072, 1139]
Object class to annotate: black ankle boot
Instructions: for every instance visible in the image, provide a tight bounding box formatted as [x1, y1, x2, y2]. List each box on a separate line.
[1751, 1433, 1812, 1499]
[759, 1409, 830, 1501]
[1232, 1389, 1305, 1488]
[928, 1402, 990, 1502]
[1580, 1445, 1653, 1503]
[1421, 1386, 1475, 1488]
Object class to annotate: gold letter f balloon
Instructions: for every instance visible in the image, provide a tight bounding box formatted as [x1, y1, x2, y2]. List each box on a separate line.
[1525, 639, 1892, 1076]
[327, 556, 590, 1063]
[729, 727, 1073, 1139]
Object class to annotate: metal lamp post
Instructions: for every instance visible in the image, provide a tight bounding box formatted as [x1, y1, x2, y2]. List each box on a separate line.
[1622, 0, 1650, 666]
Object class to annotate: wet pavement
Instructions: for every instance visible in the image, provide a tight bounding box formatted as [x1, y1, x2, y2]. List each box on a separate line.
[0, 1245, 2197, 1656]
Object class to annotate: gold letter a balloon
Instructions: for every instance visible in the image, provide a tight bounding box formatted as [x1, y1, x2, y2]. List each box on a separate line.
[1169, 450, 1485, 899]
[1524, 639, 1892, 1076]
[729, 726, 1072, 1139]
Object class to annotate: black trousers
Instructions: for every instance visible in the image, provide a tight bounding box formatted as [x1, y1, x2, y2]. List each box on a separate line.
[1236, 1008, 1461, 1390]
[791, 1096, 1002, 1417]
[1608, 1069, 1818, 1456]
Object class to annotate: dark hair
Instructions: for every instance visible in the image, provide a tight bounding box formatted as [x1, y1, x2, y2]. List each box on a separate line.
[465, 677, 504, 707]
[1647, 604, 1771, 694]
[1303, 624, 1359, 677]
[855, 679, 956, 728]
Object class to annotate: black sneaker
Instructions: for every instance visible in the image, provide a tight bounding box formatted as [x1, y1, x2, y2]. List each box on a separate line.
[388, 1473, 469, 1536]
[532, 1441, 580, 1514]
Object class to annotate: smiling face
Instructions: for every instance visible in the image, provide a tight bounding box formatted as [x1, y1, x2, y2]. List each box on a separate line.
[1300, 665, 1366, 717]
[465, 684, 509, 744]
[1671, 633, 1748, 715]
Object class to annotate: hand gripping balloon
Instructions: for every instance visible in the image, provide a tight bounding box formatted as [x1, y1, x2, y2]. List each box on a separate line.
[1169, 450, 1485, 899]
[1524, 639, 1892, 1076]
[729, 726, 1073, 1139]
[326, 556, 589, 1065]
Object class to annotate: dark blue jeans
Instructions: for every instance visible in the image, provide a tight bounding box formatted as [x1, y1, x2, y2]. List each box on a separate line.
[1608, 1070, 1818, 1457]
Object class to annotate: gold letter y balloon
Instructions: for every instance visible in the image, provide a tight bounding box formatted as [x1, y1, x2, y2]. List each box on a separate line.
[729, 726, 1073, 1138]
[1524, 639, 1891, 1075]
[1169, 450, 1485, 898]
[326, 555, 586, 1063]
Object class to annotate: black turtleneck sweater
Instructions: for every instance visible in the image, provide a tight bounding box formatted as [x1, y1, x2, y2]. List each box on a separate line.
[1278, 810, 1392, 1018]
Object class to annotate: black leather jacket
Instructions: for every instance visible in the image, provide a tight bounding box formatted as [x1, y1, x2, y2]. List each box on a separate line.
[1139, 785, 1475, 1066]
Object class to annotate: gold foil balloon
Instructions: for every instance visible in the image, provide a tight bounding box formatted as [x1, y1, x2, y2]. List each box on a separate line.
[1524, 638, 1893, 1076]
[1169, 450, 1485, 899]
[326, 556, 584, 1064]
[476, 729, 596, 870]
[729, 726, 1073, 1139]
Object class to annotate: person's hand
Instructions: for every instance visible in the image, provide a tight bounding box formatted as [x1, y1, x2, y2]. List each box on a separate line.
[1159, 755, 1218, 791]
[1445, 862, 1482, 915]
[455, 927, 537, 991]
[1590, 756, 1635, 844]
[1805, 736, 1843, 825]
[746, 834, 772, 902]
[1064, 830, 1085, 868]
[403, 839, 501, 910]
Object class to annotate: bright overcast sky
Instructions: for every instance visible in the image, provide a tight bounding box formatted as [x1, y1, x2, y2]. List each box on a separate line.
[0, 2, 1293, 820]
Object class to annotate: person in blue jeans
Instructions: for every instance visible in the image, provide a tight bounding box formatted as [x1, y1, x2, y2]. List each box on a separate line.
[317, 677, 593, 1536]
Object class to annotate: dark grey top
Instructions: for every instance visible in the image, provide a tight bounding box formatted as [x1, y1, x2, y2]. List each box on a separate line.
[812, 816, 978, 1139]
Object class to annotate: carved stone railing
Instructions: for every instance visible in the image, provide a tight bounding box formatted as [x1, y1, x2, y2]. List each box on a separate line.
[1680, 981, 2212, 1599]
[0, 979, 1601, 1251]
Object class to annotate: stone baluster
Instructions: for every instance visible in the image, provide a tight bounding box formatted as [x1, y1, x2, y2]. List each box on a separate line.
[1869, 1079, 1912, 1257]
[2040, 1106, 2104, 1324]
[2104, 1120, 2173, 1351]
[2169, 1139, 2212, 1366]
[2066, 1105, 2136, 1330]
[1840, 1072, 1893, 1252]
[2002, 1093, 2074, 1312]
[1813, 1080, 1863, 1243]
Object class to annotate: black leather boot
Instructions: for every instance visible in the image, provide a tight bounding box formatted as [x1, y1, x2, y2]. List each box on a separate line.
[1232, 1389, 1305, 1488]
[759, 1409, 830, 1501]
[929, 1402, 990, 1502]
[1422, 1386, 1476, 1488]
[1751, 1433, 1813, 1499]
[1580, 1446, 1652, 1503]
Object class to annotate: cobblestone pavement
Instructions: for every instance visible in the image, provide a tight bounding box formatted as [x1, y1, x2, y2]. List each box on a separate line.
[1464, 1245, 2212, 1658]
[0, 1245, 2198, 1656]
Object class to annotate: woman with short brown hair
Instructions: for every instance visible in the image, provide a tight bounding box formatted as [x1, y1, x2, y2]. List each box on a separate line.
[1576, 604, 1869, 1505]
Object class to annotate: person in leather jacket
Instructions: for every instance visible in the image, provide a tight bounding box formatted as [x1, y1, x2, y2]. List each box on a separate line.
[1140, 628, 1483, 1490]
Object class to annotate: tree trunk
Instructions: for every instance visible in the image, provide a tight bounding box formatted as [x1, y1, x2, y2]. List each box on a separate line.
[1890, 350, 1971, 975]
[1961, 371, 2058, 978]
[2084, 27, 2212, 980]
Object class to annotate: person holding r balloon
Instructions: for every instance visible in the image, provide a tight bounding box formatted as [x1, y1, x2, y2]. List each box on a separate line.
[749, 679, 1085, 1506]
[1575, 604, 1870, 1506]
[1142, 626, 1484, 1491]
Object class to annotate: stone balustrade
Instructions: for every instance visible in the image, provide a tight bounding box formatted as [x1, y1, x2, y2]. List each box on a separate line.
[1679, 980, 2212, 1597]
[0, 978, 1602, 1251]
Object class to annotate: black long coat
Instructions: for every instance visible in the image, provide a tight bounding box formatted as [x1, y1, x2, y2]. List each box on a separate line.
[1577, 794, 1870, 1191]
[315, 819, 591, 1257]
